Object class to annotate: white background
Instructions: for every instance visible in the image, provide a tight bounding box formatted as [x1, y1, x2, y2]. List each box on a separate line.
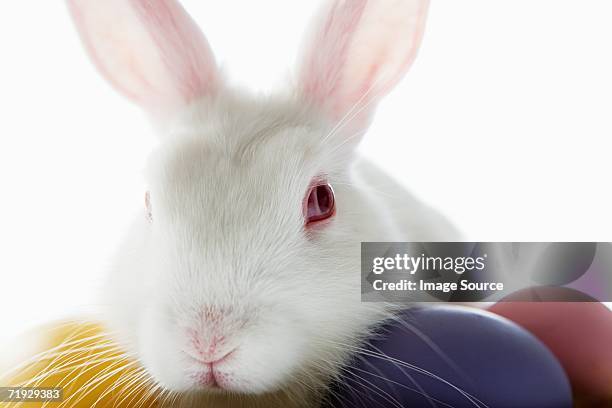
[0, 0, 611, 345]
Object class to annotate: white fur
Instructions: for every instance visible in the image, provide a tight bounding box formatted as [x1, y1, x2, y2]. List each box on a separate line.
[67, 0, 458, 406]
[103, 91, 458, 406]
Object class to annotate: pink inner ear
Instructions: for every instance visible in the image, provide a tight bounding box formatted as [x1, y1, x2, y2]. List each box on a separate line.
[133, 0, 219, 103]
[68, 0, 219, 111]
[299, 0, 430, 122]
[300, 0, 369, 114]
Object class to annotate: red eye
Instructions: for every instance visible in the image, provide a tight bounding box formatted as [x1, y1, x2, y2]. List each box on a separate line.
[304, 183, 335, 226]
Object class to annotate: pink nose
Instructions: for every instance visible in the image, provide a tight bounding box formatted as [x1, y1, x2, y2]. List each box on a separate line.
[202, 348, 235, 366]
[188, 330, 235, 364]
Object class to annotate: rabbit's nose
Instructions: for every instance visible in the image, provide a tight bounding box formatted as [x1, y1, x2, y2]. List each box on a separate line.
[183, 305, 243, 361]
[186, 325, 241, 367]
[198, 347, 236, 366]
[190, 335, 236, 365]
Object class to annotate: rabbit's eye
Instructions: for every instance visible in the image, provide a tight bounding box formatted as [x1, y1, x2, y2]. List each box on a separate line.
[304, 183, 335, 226]
[145, 191, 153, 222]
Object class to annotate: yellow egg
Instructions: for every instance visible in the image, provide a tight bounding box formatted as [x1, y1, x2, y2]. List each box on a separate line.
[0, 320, 161, 408]
[0, 321, 313, 408]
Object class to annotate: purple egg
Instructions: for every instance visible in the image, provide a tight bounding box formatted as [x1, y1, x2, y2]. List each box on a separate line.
[326, 306, 572, 408]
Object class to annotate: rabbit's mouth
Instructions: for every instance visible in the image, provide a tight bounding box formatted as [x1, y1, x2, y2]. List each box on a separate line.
[182, 346, 241, 391]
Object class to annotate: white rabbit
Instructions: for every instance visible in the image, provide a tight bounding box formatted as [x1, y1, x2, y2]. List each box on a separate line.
[66, 0, 459, 406]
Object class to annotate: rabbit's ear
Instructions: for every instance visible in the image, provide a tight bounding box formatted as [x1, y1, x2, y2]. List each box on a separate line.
[67, 0, 219, 112]
[299, 0, 429, 129]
